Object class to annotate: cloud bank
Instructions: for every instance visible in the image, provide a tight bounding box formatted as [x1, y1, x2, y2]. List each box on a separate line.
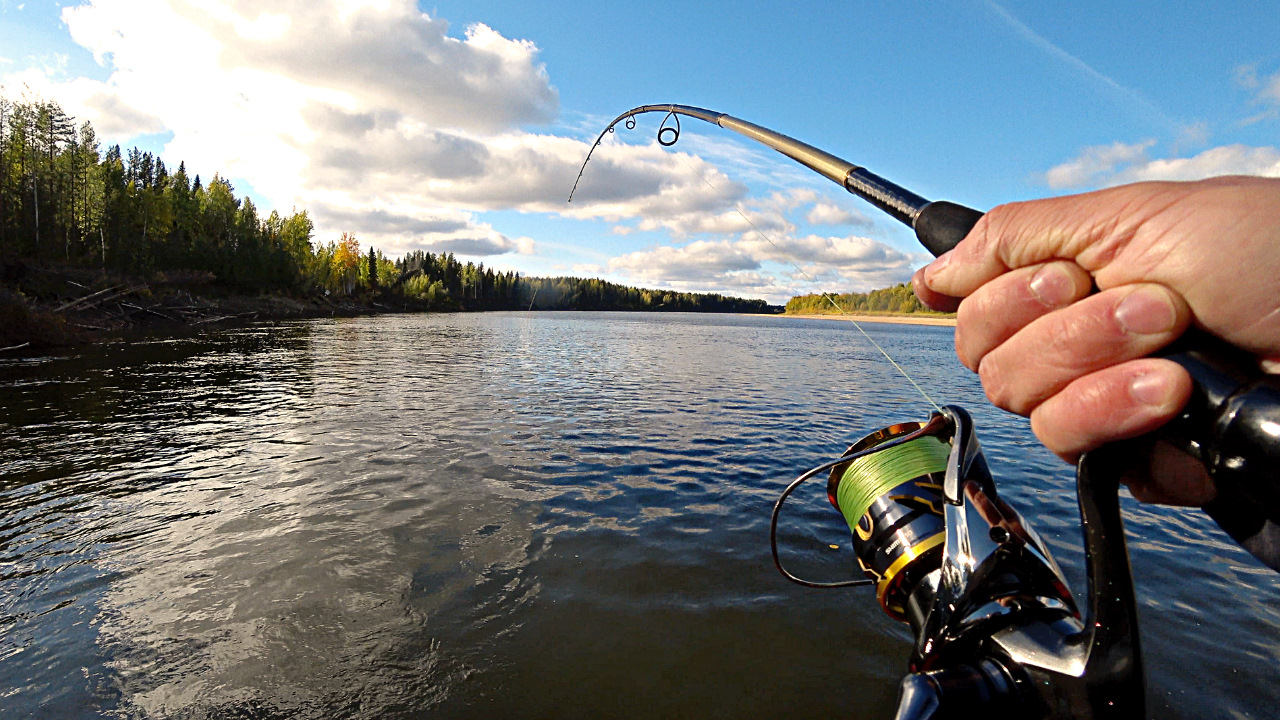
[1046, 140, 1280, 189]
[6, 0, 749, 257]
[3, 0, 925, 302]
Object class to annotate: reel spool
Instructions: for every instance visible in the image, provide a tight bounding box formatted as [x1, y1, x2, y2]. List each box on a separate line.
[769, 414, 953, 595]
[828, 422, 950, 619]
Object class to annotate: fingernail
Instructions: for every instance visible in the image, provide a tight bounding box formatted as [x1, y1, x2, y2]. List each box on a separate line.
[1114, 286, 1178, 335]
[1028, 264, 1074, 307]
[1130, 371, 1172, 407]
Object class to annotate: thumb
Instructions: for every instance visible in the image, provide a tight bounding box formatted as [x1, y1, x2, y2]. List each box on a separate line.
[921, 183, 1178, 298]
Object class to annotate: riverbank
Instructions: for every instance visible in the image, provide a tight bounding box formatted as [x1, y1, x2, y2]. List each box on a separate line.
[0, 260, 411, 353]
[777, 312, 956, 326]
[0, 259, 783, 354]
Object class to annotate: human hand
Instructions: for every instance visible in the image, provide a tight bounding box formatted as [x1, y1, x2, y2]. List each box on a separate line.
[912, 176, 1280, 505]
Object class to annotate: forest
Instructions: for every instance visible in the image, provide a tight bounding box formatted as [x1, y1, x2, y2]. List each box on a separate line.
[784, 282, 950, 315]
[0, 92, 775, 318]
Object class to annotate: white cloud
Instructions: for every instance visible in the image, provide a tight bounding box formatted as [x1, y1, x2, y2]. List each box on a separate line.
[3, 0, 746, 259]
[608, 239, 760, 281]
[743, 233, 918, 270]
[1112, 145, 1280, 183]
[306, 202, 534, 256]
[411, 233, 527, 257]
[1045, 141, 1280, 188]
[3, 68, 169, 137]
[1044, 140, 1155, 188]
[1264, 75, 1280, 105]
[63, 0, 557, 134]
[806, 201, 871, 227]
[614, 187, 842, 239]
[1236, 64, 1280, 125]
[5, 0, 923, 300]
[604, 232, 921, 304]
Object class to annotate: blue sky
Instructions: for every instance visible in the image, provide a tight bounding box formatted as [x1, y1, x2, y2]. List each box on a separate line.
[2, 0, 1277, 303]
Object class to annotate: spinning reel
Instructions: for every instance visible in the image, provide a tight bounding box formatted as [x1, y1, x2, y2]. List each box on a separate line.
[771, 407, 1144, 720]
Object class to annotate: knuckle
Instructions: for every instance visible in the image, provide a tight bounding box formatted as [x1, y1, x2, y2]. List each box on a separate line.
[976, 201, 1029, 263]
[1042, 313, 1085, 358]
[978, 355, 1027, 414]
[1040, 306, 1115, 367]
[955, 290, 989, 327]
[954, 300, 986, 370]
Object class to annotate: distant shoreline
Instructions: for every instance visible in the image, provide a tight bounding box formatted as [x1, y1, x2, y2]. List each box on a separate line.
[767, 312, 957, 327]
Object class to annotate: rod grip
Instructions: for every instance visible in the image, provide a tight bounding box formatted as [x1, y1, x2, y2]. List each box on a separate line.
[912, 201, 985, 257]
[1159, 331, 1280, 529]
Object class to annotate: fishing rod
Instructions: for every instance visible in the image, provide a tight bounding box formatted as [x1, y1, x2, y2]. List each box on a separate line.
[569, 104, 980, 255]
[572, 104, 1280, 720]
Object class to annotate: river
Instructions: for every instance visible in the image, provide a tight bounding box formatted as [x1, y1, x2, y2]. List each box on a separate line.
[2, 312, 1277, 719]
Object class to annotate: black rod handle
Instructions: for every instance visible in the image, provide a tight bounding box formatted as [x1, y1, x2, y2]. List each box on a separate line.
[1159, 332, 1280, 562]
[911, 201, 985, 257]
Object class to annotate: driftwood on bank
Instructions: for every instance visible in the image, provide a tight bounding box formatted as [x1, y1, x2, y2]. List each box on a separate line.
[55, 285, 147, 313]
[191, 311, 258, 325]
[51, 284, 258, 329]
[120, 302, 179, 322]
[54, 285, 124, 312]
[4, 260, 407, 352]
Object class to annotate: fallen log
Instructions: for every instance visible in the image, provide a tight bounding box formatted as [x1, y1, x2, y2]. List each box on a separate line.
[55, 284, 147, 313]
[121, 302, 179, 321]
[189, 311, 258, 325]
[55, 285, 124, 312]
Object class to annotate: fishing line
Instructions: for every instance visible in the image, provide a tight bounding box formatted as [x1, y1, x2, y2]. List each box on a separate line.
[833, 433, 950, 532]
[671, 151, 942, 412]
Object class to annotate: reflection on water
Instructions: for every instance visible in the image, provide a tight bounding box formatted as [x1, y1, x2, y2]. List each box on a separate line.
[2, 312, 1278, 719]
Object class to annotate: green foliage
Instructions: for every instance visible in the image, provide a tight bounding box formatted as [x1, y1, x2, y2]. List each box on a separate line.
[784, 282, 951, 316]
[1, 92, 776, 315]
[392, 250, 774, 313]
[1, 92, 312, 289]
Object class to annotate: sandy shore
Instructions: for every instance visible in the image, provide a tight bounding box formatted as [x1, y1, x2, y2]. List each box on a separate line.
[765, 312, 957, 327]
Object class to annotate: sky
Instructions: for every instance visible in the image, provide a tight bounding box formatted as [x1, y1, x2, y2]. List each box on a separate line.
[1, 0, 1277, 304]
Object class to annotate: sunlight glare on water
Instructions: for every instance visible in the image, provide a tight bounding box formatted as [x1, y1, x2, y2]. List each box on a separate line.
[1, 312, 1278, 719]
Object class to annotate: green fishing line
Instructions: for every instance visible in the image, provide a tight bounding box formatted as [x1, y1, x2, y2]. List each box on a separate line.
[835, 435, 950, 533]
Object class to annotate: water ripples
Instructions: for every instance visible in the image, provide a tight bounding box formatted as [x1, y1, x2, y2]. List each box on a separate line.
[2, 312, 1278, 718]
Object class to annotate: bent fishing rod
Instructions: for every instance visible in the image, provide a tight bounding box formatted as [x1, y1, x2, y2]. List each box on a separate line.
[572, 104, 1280, 720]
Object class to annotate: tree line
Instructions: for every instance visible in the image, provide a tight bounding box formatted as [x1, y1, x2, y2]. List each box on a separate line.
[0, 92, 322, 288]
[0, 92, 774, 314]
[393, 250, 772, 312]
[785, 282, 949, 315]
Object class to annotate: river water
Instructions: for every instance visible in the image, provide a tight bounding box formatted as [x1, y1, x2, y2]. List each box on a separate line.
[1, 312, 1277, 719]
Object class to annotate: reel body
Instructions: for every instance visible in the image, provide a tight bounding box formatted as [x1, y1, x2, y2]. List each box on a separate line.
[771, 407, 1145, 720]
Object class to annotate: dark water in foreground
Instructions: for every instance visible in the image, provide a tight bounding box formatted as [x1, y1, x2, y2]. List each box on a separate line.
[2, 312, 1278, 719]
